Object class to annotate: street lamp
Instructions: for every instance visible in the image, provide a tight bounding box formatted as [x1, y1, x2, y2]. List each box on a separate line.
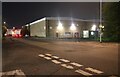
[4, 22, 6, 24]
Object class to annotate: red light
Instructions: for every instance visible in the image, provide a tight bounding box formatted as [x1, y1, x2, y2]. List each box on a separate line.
[19, 34, 22, 37]
[15, 34, 18, 38]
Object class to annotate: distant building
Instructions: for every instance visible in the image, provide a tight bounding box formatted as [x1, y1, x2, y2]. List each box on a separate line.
[27, 17, 100, 39]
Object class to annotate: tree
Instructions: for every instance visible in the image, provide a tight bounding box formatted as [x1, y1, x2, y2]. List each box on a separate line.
[2, 23, 7, 37]
[20, 26, 30, 37]
[103, 2, 120, 42]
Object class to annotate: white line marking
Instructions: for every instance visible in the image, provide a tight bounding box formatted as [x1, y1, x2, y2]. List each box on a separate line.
[45, 54, 52, 56]
[38, 54, 45, 57]
[85, 67, 103, 74]
[43, 57, 52, 60]
[15, 69, 26, 75]
[0, 72, 2, 77]
[52, 56, 59, 59]
[75, 69, 93, 76]
[60, 59, 70, 62]
[1, 69, 26, 76]
[2, 70, 16, 75]
[51, 60, 61, 64]
[70, 62, 83, 67]
[61, 64, 74, 69]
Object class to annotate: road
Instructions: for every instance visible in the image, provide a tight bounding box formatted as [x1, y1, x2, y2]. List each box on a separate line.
[2, 37, 118, 76]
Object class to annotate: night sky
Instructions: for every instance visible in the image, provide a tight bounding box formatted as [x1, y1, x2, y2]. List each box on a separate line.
[2, 2, 100, 28]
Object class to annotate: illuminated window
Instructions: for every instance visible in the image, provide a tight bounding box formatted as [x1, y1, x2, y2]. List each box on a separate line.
[83, 30, 89, 38]
[91, 24, 96, 31]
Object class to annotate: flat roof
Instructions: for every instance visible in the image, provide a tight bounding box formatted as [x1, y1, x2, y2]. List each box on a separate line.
[46, 17, 100, 22]
[28, 17, 101, 26]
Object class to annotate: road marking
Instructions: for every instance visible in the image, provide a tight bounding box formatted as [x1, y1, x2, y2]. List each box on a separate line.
[70, 62, 83, 67]
[43, 57, 52, 60]
[15, 69, 26, 75]
[51, 60, 61, 64]
[0, 73, 2, 77]
[85, 67, 103, 74]
[1, 69, 26, 76]
[38, 54, 45, 57]
[75, 69, 93, 76]
[60, 59, 70, 63]
[45, 54, 52, 56]
[52, 56, 59, 59]
[2, 70, 16, 75]
[61, 64, 74, 69]
[38, 53, 104, 75]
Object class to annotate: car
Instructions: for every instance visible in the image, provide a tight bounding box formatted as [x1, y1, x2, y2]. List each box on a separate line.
[12, 34, 22, 38]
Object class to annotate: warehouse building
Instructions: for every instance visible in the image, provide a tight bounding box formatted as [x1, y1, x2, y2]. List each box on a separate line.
[27, 17, 100, 39]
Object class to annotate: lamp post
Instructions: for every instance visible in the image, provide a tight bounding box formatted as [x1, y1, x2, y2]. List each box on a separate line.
[99, 0, 103, 43]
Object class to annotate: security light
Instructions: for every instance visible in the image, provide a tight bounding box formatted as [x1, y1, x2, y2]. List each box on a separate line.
[57, 22, 63, 31]
[4, 22, 6, 24]
[70, 23, 76, 31]
[50, 26, 52, 29]
[25, 24, 29, 26]
[44, 26, 46, 30]
[102, 26, 104, 28]
[91, 31, 94, 35]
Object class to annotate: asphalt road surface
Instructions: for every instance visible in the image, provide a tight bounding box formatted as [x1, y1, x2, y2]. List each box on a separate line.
[2, 37, 119, 76]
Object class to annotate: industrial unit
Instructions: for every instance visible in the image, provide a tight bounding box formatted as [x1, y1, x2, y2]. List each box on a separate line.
[27, 17, 100, 39]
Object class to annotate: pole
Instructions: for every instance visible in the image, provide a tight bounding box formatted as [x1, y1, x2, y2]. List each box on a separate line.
[100, 0, 102, 43]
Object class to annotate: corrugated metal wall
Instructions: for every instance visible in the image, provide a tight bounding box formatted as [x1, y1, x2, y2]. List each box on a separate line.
[30, 20, 46, 37]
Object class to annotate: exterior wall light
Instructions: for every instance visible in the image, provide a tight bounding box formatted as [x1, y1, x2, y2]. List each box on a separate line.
[50, 26, 52, 29]
[44, 26, 46, 30]
[57, 22, 63, 31]
[91, 31, 94, 35]
[70, 23, 76, 31]
[25, 24, 29, 27]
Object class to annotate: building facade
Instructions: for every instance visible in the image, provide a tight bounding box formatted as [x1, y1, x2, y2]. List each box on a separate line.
[28, 17, 100, 39]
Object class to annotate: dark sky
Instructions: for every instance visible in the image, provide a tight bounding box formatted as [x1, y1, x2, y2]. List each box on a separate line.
[2, 2, 100, 28]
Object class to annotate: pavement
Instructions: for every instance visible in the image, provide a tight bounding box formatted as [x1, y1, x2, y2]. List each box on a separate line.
[2, 37, 119, 77]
